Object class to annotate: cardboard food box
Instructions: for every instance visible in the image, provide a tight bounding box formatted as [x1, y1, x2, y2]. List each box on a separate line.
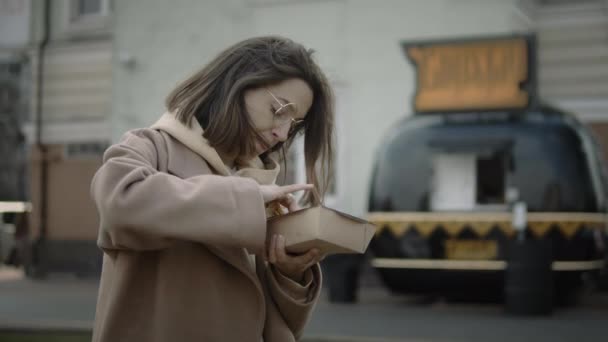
[266, 205, 377, 255]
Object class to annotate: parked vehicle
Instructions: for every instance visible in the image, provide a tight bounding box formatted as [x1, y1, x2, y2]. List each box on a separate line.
[368, 108, 606, 303]
[325, 35, 608, 312]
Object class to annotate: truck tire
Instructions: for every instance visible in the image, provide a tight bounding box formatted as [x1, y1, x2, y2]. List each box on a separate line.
[323, 254, 362, 303]
[505, 239, 554, 315]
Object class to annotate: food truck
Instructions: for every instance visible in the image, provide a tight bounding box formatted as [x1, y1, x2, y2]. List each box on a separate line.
[326, 35, 608, 312]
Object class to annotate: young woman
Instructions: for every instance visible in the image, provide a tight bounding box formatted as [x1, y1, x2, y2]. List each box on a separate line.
[90, 36, 334, 341]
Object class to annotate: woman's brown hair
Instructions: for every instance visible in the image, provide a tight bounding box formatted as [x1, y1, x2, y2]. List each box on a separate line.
[165, 36, 334, 205]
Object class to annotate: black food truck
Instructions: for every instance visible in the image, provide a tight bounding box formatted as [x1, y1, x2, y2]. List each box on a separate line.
[326, 35, 608, 314]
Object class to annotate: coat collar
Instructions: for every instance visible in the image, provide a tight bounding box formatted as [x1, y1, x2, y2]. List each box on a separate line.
[150, 112, 280, 185]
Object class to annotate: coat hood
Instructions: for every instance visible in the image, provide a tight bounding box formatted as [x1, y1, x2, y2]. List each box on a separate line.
[150, 112, 280, 185]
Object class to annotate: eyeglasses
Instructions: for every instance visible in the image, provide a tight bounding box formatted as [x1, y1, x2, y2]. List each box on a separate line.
[266, 88, 305, 135]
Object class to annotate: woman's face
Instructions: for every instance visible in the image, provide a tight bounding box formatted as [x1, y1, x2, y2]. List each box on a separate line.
[244, 78, 313, 156]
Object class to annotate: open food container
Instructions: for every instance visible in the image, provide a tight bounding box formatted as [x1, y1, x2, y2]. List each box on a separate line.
[266, 189, 377, 255]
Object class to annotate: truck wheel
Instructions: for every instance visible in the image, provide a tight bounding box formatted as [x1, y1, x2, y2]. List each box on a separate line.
[323, 254, 362, 303]
[599, 269, 608, 292]
[598, 254, 608, 292]
[554, 271, 586, 306]
[505, 239, 554, 315]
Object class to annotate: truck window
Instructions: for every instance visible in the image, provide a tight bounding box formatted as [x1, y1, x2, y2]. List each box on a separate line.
[476, 153, 506, 205]
[430, 152, 508, 211]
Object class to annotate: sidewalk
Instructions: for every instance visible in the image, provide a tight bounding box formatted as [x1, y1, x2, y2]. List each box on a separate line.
[0, 267, 396, 341]
[0, 255, 382, 334]
[2, 266, 607, 342]
[0, 268, 400, 342]
[0, 267, 97, 332]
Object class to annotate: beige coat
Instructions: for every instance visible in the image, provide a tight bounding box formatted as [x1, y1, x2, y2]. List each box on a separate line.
[90, 113, 322, 342]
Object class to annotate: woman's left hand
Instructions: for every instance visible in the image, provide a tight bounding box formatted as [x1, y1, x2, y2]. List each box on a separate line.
[267, 193, 324, 283]
[268, 234, 324, 283]
[276, 193, 300, 213]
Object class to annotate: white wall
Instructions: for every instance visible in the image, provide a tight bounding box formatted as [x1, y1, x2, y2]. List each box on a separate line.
[342, 0, 528, 216]
[112, 0, 529, 216]
[111, 0, 252, 139]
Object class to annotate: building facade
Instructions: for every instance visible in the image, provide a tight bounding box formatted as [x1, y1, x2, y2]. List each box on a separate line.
[19, 0, 113, 274]
[533, 0, 608, 162]
[111, 0, 532, 217]
[6, 0, 607, 275]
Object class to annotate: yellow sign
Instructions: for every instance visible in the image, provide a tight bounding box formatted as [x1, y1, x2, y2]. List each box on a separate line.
[445, 239, 498, 260]
[407, 38, 529, 112]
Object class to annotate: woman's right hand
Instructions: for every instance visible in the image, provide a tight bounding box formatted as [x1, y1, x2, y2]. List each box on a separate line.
[260, 184, 313, 205]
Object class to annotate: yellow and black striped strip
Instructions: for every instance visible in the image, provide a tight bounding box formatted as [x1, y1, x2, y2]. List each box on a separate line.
[367, 212, 607, 240]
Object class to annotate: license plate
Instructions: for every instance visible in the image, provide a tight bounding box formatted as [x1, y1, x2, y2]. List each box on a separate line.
[444, 239, 498, 260]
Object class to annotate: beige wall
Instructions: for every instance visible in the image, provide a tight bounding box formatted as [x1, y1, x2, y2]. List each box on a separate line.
[28, 145, 101, 241]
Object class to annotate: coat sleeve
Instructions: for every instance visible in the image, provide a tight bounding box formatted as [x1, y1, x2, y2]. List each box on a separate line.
[91, 129, 267, 252]
[264, 263, 322, 339]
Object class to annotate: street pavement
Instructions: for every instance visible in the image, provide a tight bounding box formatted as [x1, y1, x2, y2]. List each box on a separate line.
[0, 266, 606, 341]
[0, 267, 96, 331]
[307, 287, 607, 342]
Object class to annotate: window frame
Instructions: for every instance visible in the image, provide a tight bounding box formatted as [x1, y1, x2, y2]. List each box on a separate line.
[65, 0, 112, 37]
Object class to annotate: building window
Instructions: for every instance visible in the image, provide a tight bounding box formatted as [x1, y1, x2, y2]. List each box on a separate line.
[66, 0, 112, 37]
[77, 0, 102, 16]
[72, 0, 111, 18]
[64, 142, 109, 159]
[430, 151, 510, 212]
